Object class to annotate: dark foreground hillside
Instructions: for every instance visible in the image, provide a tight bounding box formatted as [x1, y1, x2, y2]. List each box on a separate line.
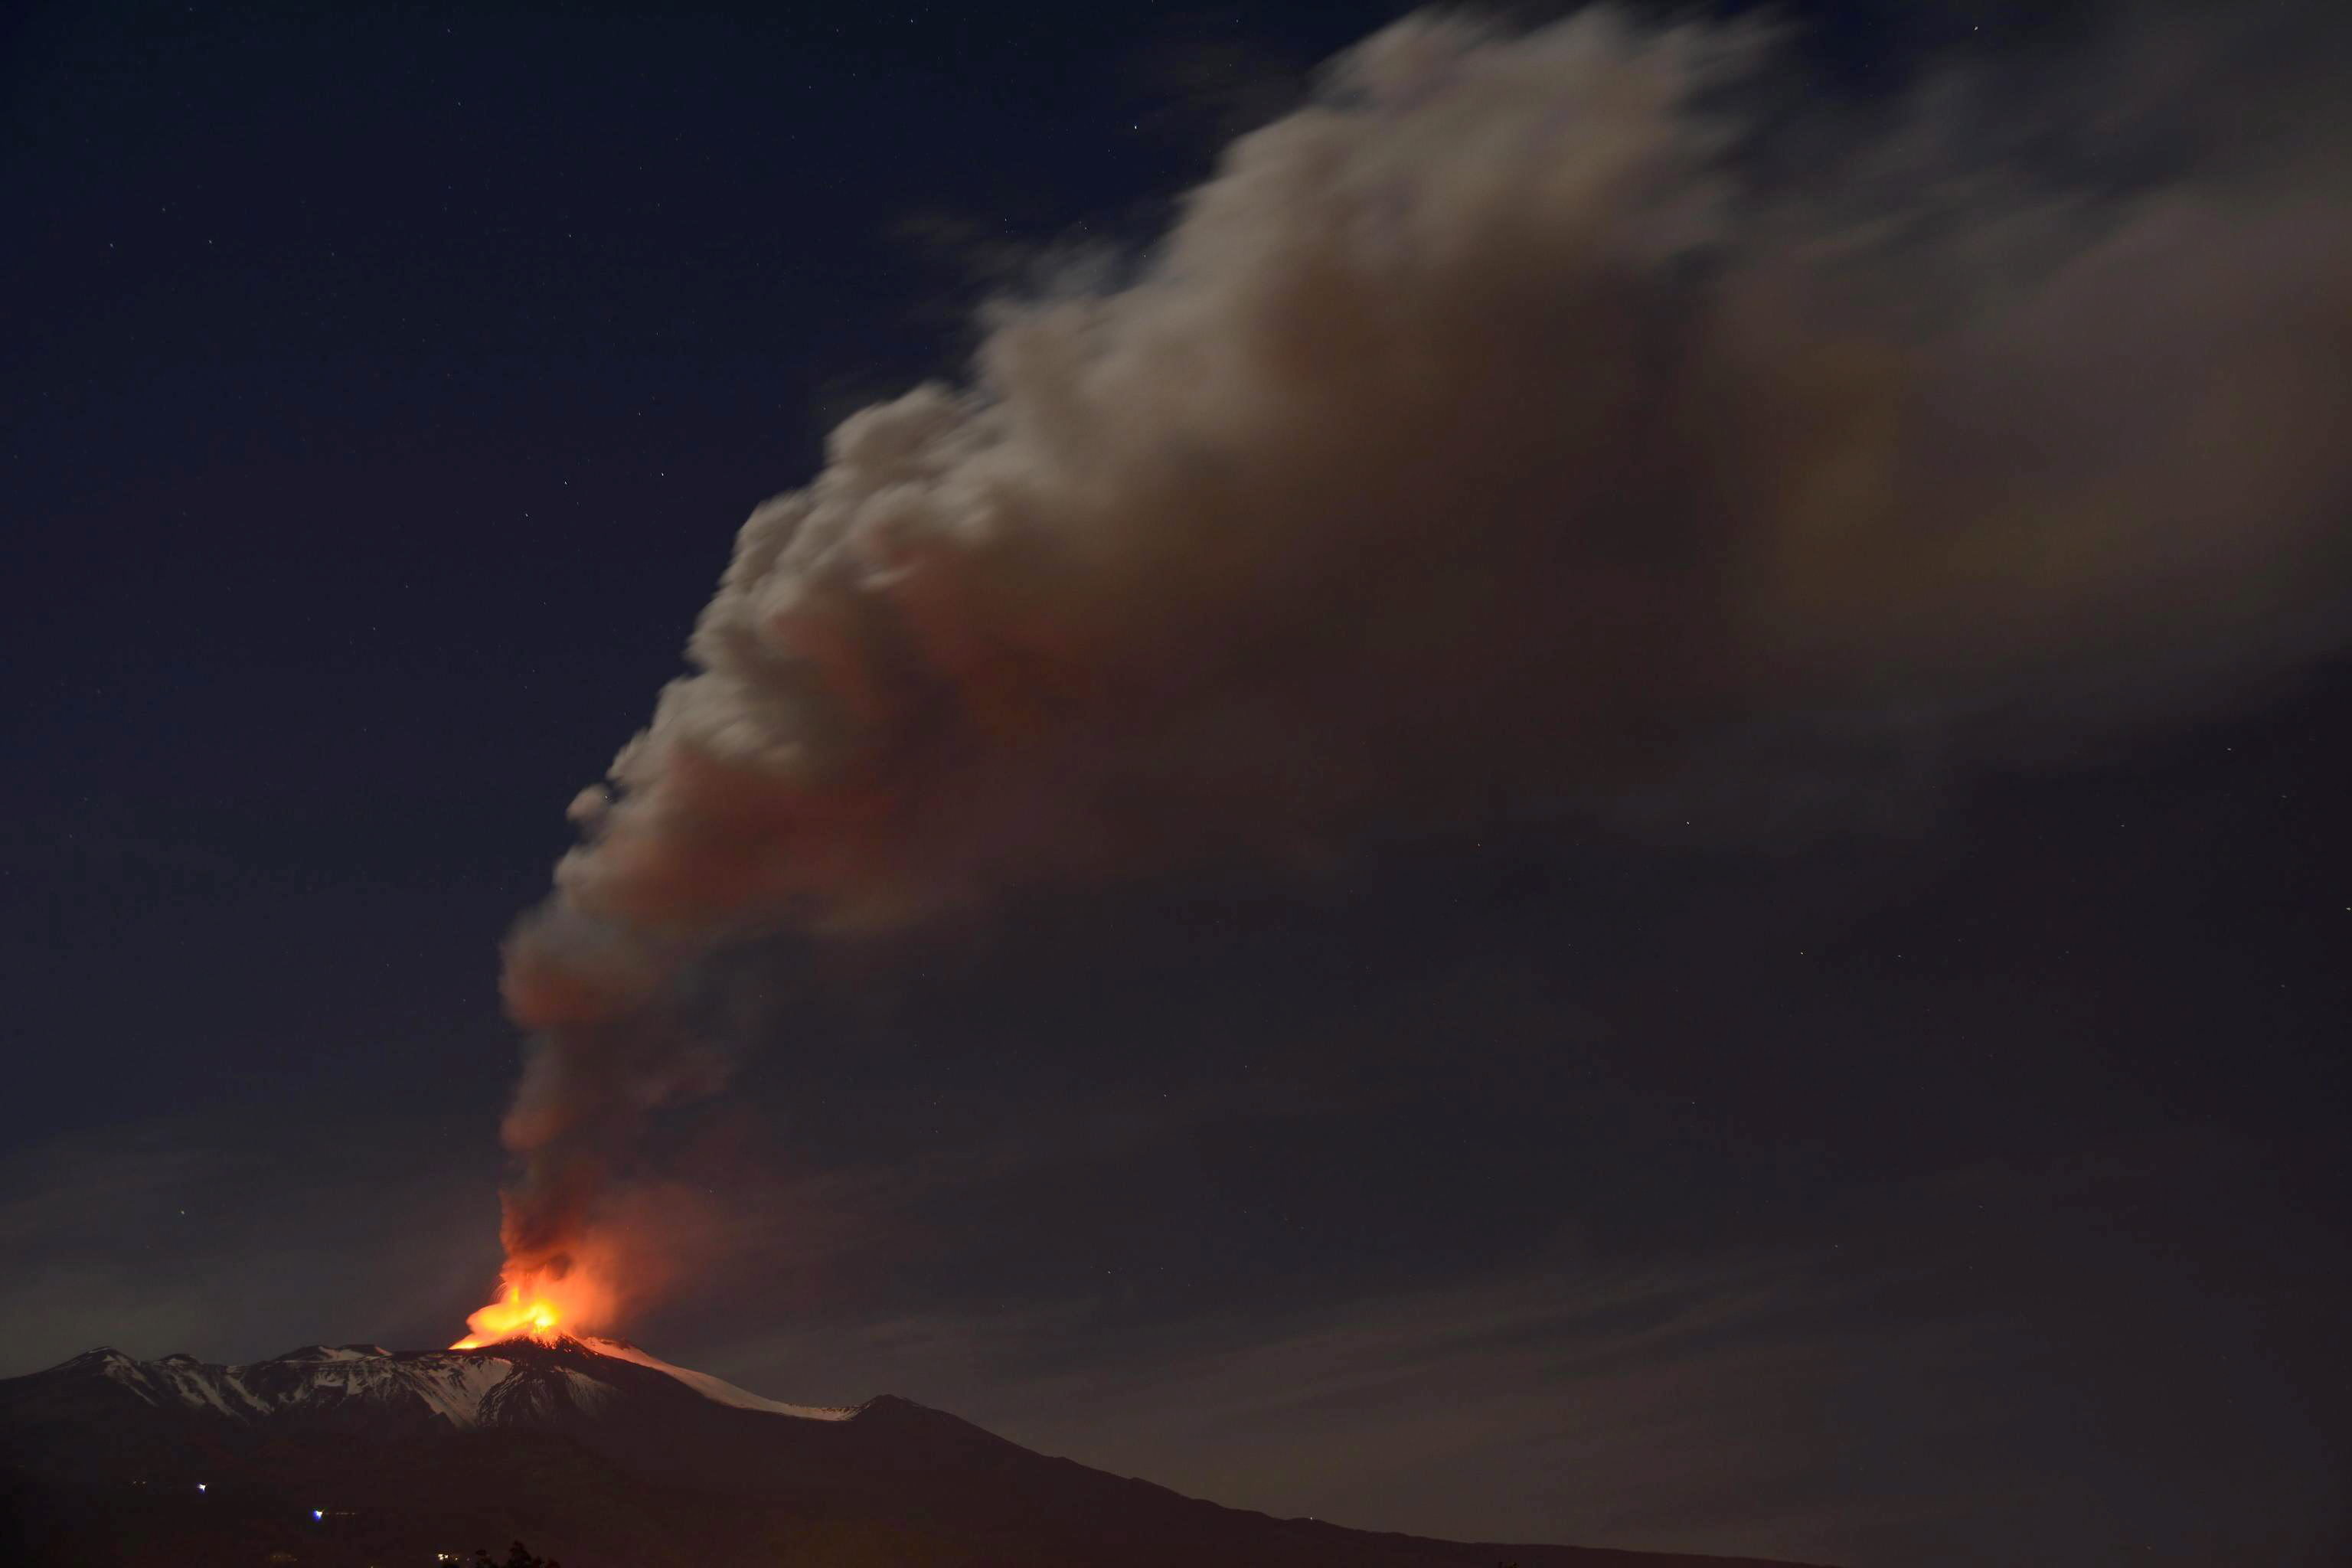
[1, 1341, 1828, 1568]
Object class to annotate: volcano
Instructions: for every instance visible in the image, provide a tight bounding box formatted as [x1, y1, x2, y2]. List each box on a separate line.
[1, 1337, 1828, 1567]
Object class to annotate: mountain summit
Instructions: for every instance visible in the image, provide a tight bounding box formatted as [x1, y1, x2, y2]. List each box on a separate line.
[11, 1336, 856, 1435]
[1, 1338, 1829, 1567]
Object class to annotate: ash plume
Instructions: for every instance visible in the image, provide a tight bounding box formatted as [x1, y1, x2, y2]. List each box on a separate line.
[485, 5, 2352, 1292]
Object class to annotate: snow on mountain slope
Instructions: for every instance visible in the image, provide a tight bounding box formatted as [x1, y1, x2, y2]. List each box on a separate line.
[28, 1337, 849, 1431]
[579, 1336, 855, 1420]
[70, 1343, 517, 1428]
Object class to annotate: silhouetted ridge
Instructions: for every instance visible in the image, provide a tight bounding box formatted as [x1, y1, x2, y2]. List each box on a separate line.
[0, 1343, 1831, 1568]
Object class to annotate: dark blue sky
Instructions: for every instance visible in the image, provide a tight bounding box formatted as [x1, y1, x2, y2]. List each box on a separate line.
[2, 3, 2346, 1565]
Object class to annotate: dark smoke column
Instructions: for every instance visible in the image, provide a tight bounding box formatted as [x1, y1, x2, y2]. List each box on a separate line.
[469, 6, 2352, 1327]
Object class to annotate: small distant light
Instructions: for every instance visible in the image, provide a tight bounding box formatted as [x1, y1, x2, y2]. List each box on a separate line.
[312, 1509, 324, 1521]
[197, 1483, 207, 1492]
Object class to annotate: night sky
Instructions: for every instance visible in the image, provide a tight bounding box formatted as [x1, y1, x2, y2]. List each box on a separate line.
[4, 3, 2347, 1566]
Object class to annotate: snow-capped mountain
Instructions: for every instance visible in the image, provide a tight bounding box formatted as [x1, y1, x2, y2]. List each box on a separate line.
[1, 1338, 1830, 1568]
[33, 1336, 856, 1432]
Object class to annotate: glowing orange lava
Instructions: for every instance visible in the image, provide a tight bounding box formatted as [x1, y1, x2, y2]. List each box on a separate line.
[452, 1248, 624, 1348]
[452, 1285, 565, 1348]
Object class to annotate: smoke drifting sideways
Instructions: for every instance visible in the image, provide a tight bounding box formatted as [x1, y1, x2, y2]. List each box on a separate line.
[484, 7, 2352, 1299]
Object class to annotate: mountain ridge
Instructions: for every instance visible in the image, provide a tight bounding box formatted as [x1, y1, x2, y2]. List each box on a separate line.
[1, 1338, 1834, 1568]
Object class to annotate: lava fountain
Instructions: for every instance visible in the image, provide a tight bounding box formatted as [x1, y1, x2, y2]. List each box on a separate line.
[452, 1269, 616, 1349]
[452, 1286, 559, 1348]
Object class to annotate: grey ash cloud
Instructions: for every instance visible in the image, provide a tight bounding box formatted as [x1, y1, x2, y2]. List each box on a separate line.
[489, 2, 2352, 1319]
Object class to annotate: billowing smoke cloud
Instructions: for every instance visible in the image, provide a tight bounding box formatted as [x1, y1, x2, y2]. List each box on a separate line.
[485, 7, 2352, 1293]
